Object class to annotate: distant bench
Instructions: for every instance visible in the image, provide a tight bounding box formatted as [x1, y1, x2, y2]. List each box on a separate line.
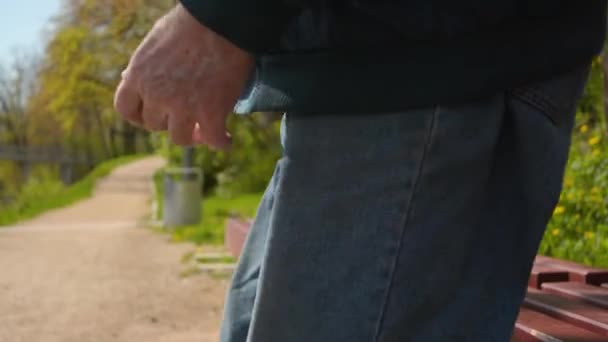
[225, 218, 608, 342]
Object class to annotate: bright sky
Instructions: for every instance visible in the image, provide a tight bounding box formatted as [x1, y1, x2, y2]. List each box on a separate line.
[0, 0, 62, 65]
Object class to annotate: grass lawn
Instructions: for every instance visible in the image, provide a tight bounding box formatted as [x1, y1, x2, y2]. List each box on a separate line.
[0, 155, 147, 226]
[167, 192, 262, 245]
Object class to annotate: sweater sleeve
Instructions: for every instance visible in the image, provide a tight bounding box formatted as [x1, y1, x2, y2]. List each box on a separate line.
[179, 0, 300, 55]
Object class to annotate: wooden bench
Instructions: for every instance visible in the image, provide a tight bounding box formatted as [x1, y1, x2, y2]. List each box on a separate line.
[535, 256, 608, 286]
[515, 307, 607, 342]
[524, 288, 608, 337]
[225, 219, 608, 341]
[529, 265, 569, 289]
[542, 282, 608, 310]
[225, 217, 254, 258]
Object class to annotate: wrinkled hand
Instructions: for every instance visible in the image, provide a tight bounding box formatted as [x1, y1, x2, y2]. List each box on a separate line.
[114, 4, 254, 148]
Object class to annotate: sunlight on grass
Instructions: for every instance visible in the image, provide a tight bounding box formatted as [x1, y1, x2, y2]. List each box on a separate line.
[170, 193, 262, 245]
[0, 155, 147, 226]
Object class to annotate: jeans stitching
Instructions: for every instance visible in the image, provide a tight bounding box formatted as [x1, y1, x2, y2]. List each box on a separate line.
[373, 106, 439, 342]
[509, 88, 559, 125]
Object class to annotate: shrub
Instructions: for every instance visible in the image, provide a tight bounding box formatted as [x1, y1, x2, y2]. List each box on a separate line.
[159, 113, 281, 197]
[540, 58, 608, 267]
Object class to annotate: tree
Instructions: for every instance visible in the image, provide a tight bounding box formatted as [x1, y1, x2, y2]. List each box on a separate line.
[27, 0, 174, 160]
[0, 53, 42, 189]
[0, 52, 39, 148]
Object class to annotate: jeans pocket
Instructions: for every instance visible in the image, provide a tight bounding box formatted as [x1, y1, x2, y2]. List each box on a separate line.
[508, 64, 591, 127]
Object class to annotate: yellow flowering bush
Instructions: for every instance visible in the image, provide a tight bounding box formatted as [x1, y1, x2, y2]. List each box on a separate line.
[588, 136, 601, 146]
[540, 58, 608, 267]
[540, 120, 608, 267]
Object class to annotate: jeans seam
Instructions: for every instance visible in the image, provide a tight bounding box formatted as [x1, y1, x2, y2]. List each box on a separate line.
[230, 161, 281, 290]
[373, 106, 439, 342]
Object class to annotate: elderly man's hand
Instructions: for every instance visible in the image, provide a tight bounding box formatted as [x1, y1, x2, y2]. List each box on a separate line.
[114, 4, 254, 148]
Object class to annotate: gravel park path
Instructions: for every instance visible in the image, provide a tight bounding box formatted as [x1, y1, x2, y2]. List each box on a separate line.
[0, 156, 227, 342]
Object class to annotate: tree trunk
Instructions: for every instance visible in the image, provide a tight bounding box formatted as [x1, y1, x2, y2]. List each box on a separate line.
[122, 123, 137, 155]
[93, 111, 112, 159]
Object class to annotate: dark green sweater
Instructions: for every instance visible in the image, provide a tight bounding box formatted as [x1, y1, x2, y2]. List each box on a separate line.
[180, 0, 607, 115]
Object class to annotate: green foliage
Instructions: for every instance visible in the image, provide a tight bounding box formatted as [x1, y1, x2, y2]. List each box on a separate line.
[0, 155, 145, 226]
[576, 56, 605, 127]
[195, 255, 237, 264]
[169, 193, 262, 245]
[541, 122, 608, 267]
[540, 59, 608, 267]
[152, 168, 164, 221]
[26, 0, 173, 159]
[161, 113, 282, 196]
[1, 0, 171, 199]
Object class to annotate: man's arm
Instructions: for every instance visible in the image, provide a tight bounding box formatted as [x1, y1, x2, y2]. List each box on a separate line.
[179, 0, 300, 54]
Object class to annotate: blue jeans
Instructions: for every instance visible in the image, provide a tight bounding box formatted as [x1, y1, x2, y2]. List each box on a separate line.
[221, 65, 590, 342]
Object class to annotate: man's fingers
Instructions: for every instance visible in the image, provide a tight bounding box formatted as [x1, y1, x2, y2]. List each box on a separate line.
[168, 114, 196, 146]
[142, 103, 168, 131]
[114, 79, 143, 126]
[193, 114, 232, 150]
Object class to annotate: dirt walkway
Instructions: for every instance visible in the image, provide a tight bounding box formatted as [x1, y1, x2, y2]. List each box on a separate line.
[0, 157, 227, 342]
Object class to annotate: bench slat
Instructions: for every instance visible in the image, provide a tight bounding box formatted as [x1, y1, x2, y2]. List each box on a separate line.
[536, 256, 608, 286]
[225, 218, 252, 258]
[515, 307, 607, 342]
[524, 289, 608, 336]
[529, 265, 569, 289]
[542, 282, 608, 310]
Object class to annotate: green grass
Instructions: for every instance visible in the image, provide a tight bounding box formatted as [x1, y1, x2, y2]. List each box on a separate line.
[181, 250, 237, 264]
[0, 154, 147, 226]
[169, 192, 262, 245]
[195, 255, 237, 264]
[153, 168, 164, 221]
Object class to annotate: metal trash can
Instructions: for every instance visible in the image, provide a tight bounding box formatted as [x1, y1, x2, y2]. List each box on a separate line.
[163, 167, 203, 228]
